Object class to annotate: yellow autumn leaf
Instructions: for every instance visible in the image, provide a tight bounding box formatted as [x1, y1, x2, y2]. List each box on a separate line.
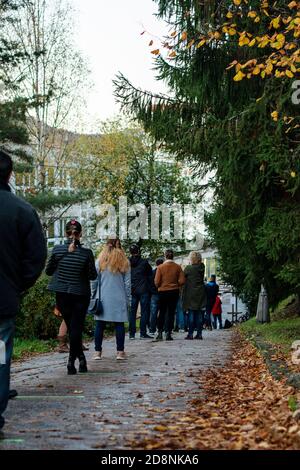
[249, 38, 256, 47]
[239, 35, 250, 46]
[288, 1, 297, 8]
[248, 11, 257, 18]
[233, 0, 241, 5]
[181, 31, 187, 41]
[271, 111, 279, 121]
[227, 12, 233, 19]
[252, 66, 261, 75]
[233, 70, 246, 81]
[153, 425, 168, 432]
[286, 69, 294, 77]
[229, 28, 237, 35]
[271, 16, 281, 29]
[169, 51, 176, 58]
[254, 16, 261, 23]
[151, 49, 160, 55]
[291, 171, 296, 178]
[196, 39, 206, 48]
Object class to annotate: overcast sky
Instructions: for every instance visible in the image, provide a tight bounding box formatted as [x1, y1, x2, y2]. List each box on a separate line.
[72, 0, 169, 132]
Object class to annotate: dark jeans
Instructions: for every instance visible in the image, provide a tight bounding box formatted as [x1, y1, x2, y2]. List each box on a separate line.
[149, 294, 160, 333]
[175, 298, 185, 330]
[129, 292, 150, 337]
[0, 317, 15, 429]
[187, 309, 205, 336]
[95, 321, 125, 352]
[56, 293, 89, 361]
[213, 314, 223, 329]
[157, 290, 179, 334]
[205, 306, 213, 328]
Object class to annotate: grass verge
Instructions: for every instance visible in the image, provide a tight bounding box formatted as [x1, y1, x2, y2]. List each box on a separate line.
[240, 316, 300, 352]
[13, 338, 56, 361]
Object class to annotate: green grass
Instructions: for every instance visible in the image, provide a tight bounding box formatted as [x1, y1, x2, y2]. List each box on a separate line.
[240, 316, 300, 351]
[13, 338, 56, 361]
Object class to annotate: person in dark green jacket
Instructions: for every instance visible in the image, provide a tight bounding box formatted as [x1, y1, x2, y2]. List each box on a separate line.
[182, 252, 206, 340]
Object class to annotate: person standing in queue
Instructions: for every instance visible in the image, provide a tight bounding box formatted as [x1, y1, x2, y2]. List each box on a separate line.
[154, 249, 185, 341]
[46, 220, 97, 375]
[92, 237, 131, 360]
[205, 274, 219, 331]
[129, 245, 153, 339]
[182, 251, 206, 340]
[0, 150, 47, 431]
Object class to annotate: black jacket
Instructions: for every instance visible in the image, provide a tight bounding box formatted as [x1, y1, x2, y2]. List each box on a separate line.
[46, 240, 97, 297]
[129, 255, 152, 296]
[0, 182, 47, 318]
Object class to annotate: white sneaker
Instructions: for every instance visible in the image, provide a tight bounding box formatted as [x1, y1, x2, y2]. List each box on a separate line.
[93, 352, 102, 360]
[116, 351, 126, 360]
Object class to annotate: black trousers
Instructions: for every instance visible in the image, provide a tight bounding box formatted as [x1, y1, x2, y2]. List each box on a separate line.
[157, 290, 179, 334]
[56, 293, 89, 361]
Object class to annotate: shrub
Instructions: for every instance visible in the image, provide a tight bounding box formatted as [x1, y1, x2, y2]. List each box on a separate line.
[16, 274, 59, 340]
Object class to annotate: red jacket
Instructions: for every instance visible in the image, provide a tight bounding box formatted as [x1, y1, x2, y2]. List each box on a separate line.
[212, 296, 222, 315]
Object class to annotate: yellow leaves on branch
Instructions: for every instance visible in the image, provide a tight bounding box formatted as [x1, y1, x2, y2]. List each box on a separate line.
[162, 0, 300, 78]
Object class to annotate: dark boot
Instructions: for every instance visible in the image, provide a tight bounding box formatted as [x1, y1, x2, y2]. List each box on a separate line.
[78, 354, 88, 373]
[165, 332, 173, 341]
[67, 357, 77, 375]
[155, 331, 163, 341]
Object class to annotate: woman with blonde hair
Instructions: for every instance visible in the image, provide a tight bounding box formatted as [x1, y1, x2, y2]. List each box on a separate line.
[182, 251, 206, 340]
[91, 237, 130, 360]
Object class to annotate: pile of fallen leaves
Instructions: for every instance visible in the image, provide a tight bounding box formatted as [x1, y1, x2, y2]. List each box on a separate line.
[127, 333, 300, 450]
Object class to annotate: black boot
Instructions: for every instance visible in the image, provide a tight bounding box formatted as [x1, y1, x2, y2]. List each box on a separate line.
[155, 331, 163, 341]
[67, 357, 77, 375]
[78, 354, 88, 373]
[165, 332, 173, 341]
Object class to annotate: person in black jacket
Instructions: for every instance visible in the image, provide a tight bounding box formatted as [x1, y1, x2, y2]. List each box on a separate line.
[205, 275, 219, 330]
[46, 220, 97, 375]
[129, 245, 153, 339]
[0, 150, 47, 431]
[149, 258, 164, 334]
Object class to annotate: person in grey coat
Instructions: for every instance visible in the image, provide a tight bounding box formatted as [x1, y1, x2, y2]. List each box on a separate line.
[91, 238, 131, 361]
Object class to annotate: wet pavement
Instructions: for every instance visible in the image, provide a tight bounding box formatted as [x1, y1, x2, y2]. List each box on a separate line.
[0, 330, 233, 450]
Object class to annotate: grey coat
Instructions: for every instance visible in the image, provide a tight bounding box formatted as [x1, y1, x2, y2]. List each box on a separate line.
[90, 262, 131, 322]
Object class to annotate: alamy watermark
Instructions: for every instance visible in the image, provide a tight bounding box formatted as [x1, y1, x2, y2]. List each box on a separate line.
[95, 196, 205, 250]
[292, 81, 300, 105]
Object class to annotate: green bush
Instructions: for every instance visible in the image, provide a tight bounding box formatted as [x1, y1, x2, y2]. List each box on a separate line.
[16, 274, 59, 340]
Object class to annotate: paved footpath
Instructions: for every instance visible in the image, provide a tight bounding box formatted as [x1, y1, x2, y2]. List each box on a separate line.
[0, 330, 233, 450]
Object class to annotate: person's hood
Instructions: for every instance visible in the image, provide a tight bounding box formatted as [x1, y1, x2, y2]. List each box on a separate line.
[130, 255, 142, 268]
[207, 281, 216, 286]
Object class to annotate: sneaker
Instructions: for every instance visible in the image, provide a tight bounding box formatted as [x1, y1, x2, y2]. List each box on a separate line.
[129, 334, 135, 340]
[93, 352, 102, 360]
[185, 335, 193, 340]
[140, 334, 153, 339]
[116, 351, 126, 360]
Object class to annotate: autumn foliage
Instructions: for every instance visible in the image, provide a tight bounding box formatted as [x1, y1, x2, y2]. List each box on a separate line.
[126, 333, 300, 450]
